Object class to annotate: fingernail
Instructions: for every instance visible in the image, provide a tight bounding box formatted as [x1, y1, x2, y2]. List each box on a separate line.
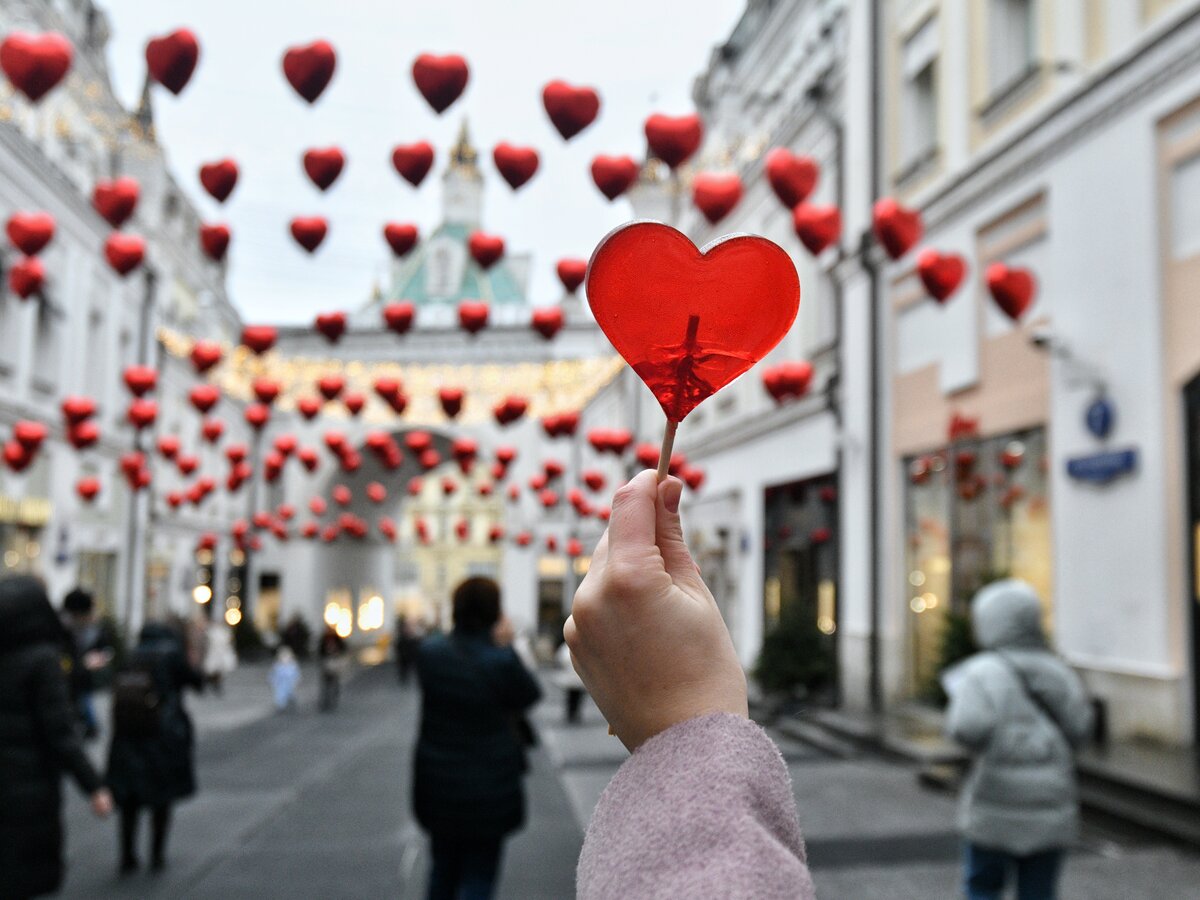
[664, 478, 681, 514]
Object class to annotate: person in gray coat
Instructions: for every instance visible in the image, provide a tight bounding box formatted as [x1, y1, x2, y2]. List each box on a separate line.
[943, 579, 1093, 900]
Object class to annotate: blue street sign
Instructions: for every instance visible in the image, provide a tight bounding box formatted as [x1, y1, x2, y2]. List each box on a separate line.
[1066, 448, 1137, 484]
[1086, 396, 1115, 440]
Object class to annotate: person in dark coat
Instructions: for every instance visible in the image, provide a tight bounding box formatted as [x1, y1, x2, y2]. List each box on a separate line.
[413, 577, 542, 900]
[105, 621, 203, 874]
[0, 575, 113, 899]
[317, 624, 348, 712]
[61, 587, 115, 740]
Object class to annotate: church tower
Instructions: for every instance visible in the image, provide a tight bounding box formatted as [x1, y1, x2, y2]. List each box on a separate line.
[442, 120, 482, 229]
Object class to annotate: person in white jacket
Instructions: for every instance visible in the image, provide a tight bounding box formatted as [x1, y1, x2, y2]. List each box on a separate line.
[203, 619, 237, 695]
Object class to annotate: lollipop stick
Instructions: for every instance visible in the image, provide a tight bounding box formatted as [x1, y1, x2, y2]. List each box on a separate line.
[656, 421, 678, 482]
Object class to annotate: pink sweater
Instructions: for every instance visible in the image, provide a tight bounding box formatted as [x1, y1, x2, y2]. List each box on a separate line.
[577, 713, 815, 899]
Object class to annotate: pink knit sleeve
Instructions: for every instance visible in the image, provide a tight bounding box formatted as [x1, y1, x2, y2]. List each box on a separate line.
[576, 713, 815, 900]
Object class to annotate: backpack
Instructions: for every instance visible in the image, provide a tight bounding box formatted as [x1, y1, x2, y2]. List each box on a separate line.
[111, 657, 164, 738]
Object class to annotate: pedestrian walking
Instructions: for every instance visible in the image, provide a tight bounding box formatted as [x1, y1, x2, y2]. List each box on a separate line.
[394, 614, 423, 685]
[413, 577, 542, 900]
[564, 471, 815, 899]
[942, 579, 1094, 900]
[0, 575, 113, 899]
[105, 621, 203, 875]
[317, 625, 348, 712]
[270, 646, 301, 712]
[61, 587, 115, 740]
[553, 640, 587, 724]
[202, 618, 237, 696]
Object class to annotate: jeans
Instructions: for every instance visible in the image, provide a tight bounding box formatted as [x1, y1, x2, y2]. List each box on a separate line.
[964, 842, 1064, 900]
[427, 835, 504, 900]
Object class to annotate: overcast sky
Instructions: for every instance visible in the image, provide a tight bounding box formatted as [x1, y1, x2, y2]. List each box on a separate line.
[100, 0, 745, 325]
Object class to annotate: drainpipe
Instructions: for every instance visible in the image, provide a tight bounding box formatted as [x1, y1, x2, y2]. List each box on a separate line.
[867, 0, 884, 715]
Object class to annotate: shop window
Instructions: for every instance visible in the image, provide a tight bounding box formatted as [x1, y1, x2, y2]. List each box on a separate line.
[987, 0, 1037, 97]
[900, 17, 939, 171]
[903, 426, 1051, 699]
[1170, 151, 1200, 261]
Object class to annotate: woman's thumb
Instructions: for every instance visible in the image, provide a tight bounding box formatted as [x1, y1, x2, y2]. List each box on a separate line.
[655, 477, 702, 586]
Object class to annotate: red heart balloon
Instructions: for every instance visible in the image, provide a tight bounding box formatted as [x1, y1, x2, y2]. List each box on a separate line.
[199, 159, 238, 203]
[764, 149, 819, 209]
[290, 216, 328, 253]
[531, 307, 564, 340]
[283, 40, 336, 103]
[317, 374, 345, 400]
[127, 399, 158, 429]
[792, 203, 841, 255]
[458, 300, 489, 334]
[382, 300, 415, 334]
[439, 386, 465, 418]
[373, 377, 402, 400]
[244, 404, 270, 430]
[145, 28, 199, 95]
[419, 451, 441, 473]
[468, 232, 504, 269]
[241, 325, 277, 355]
[68, 420, 100, 450]
[314, 311, 346, 343]
[76, 477, 101, 502]
[644, 114, 703, 170]
[61, 396, 96, 424]
[92, 178, 139, 228]
[199, 223, 230, 262]
[303, 146, 345, 191]
[156, 435, 181, 459]
[190, 340, 223, 373]
[391, 142, 434, 187]
[253, 377, 282, 405]
[13, 420, 47, 450]
[762, 361, 813, 403]
[298, 447, 319, 471]
[986, 263, 1036, 321]
[691, 173, 743, 225]
[104, 233, 145, 276]
[587, 222, 800, 422]
[1, 32, 72, 103]
[189, 384, 220, 414]
[9, 256, 44, 298]
[493, 395, 528, 426]
[412, 53, 469, 113]
[405, 431, 432, 452]
[383, 222, 418, 257]
[6, 211, 54, 255]
[917, 249, 967, 303]
[556, 258, 587, 293]
[296, 396, 321, 420]
[542, 80, 600, 140]
[493, 143, 539, 190]
[872, 198, 923, 260]
[367, 482, 387, 504]
[343, 392, 365, 416]
[590, 155, 639, 202]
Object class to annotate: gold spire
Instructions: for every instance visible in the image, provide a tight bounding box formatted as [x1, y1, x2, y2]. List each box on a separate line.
[448, 119, 480, 180]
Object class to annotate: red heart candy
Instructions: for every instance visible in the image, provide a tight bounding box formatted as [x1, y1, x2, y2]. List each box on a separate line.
[586, 222, 800, 422]
[531, 307, 564, 340]
[644, 114, 703, 169]
[190, 340, 223, 373]
[317, 374, 345, 400]
[314, 311, 346, 343]
[590, 155, 639, 202]
[556, 258, 587, 293]
[458, 300, 489, 334]
[468, 232, 504, 269]
[383, 223, 418, 258]
[6, 212, 54, 255]
[303, 146, 345, 191]
[76, 477, 101, 502]
[199, 159, 238, 203]
[986, 263, 1036, 321]
[917, 249, 967, 303]
[145, 28, 199, 95]
[792, 203, 841, 255]
[412, 53, 469, 114]
[691, 172, 743, 225]
[104, 233, 145, 276]
[1, 32, 72, 103]
[61, 396, 95, 424]
[199, 223, 230, 262]
[241, 325, 277, 355]
[382, 300, 415, 334]
[493, 143, 539, 191]
[872, 198, 923, 260]
[9, 256, 44, 298]
[391, 142, 434, 187]
[189, 385, 220, 413]
[439, 387, 465, 418]
[764, 149, 819, 209]
[92, 178, 139, 228]
[283, 40, 336, 103]
[542, 80, 600, 140]
[290, 216, 328, 253]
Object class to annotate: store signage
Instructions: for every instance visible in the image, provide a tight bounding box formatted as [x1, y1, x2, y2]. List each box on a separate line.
[0, 494, 51, 526]
[1066, 448, 1137, 484]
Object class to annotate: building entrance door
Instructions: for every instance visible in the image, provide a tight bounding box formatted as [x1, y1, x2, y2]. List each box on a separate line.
[1184, 374, 1200, 745]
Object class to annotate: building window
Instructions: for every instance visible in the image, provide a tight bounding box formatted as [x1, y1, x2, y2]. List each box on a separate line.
[1170, 151, 1200, 260]
[34, 299, 58, 391]
[901, 17, 939, 169]
[988, 0, 1037, 97]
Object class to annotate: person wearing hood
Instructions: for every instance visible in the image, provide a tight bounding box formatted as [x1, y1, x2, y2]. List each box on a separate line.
[0, 575, 113, 898]
[943, 579, 1094, 900]
[105, 620, 203, 875]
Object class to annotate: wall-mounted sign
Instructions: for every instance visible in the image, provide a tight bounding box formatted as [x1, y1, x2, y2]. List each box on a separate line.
[1086, 396, 1115, 440]
[1066, 448, 1137, 484]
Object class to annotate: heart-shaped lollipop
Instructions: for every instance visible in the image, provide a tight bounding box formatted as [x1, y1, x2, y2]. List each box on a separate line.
[586, 221, 799, 425]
